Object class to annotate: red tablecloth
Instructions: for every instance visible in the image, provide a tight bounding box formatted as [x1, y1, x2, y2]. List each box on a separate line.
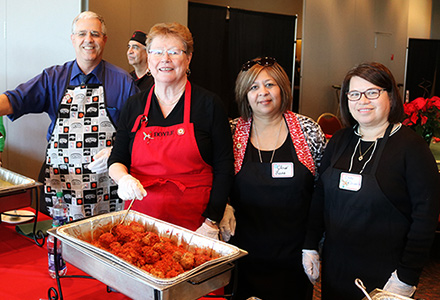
[0, 208, 224, 300]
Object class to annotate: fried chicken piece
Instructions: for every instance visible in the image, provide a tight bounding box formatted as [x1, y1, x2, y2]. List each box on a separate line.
[149, 268, 165, 278]
[142, 247, 160, 264]
[194, 254, 211, 267]
[112, 224, 134, 243]
[98, 232, 116, 249]
[179, 252, 195, 270]
[109, 241, 122, 253]
[142, 232, 161, 246]
[129, 231, 146, 244]
[152, 241, 170, 254]
[172, 250, 183, 262]
[128, 221, 145, 233]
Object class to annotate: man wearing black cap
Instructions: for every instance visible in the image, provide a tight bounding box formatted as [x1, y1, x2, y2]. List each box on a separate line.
[127, 30, 154, 91]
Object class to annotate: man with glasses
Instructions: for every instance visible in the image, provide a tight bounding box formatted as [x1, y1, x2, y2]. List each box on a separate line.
[0, 11, 138, 220]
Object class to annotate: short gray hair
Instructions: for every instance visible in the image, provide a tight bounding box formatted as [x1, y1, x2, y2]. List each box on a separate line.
[72, 11, 107, 36]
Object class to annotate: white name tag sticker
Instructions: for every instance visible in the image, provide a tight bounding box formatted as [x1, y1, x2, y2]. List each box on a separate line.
[339, 172, 362, 191]
[272, 162, 294, 178]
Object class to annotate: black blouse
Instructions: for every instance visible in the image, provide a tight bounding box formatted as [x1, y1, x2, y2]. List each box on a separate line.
[305, 125, 440, 285]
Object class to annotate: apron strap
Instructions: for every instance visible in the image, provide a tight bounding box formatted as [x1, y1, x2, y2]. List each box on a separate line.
[131, 81, 191, 133]
[331, 127, 355, 167]
[183, 80, 191, 124]
[370, 123, 393, 173]
[131, 85, 154, 132]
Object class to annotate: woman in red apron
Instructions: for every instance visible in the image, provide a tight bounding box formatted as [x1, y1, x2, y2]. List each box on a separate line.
[303, 62, 440, 299]
[108, 23, 234, 237]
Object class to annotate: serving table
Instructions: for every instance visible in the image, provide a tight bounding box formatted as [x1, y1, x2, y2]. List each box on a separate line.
[0, 208, 229, 300]
[0, 167, 44, 246]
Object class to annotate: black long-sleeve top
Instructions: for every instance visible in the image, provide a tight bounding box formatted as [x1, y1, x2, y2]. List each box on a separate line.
[108, 83, 234, 222]
[304, 125, 440, 285]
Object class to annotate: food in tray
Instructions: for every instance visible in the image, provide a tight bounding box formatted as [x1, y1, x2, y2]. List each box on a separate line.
[90, 221, 219, 279]
[0, 178, 15, 188]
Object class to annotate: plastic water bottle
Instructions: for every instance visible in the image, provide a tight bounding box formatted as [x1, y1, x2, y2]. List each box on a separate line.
[47, 191, 68, 278]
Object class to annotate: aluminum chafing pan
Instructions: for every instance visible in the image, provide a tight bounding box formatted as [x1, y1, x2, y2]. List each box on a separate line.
[0, 167, 42, 213]
[53, 210, 247, 299]
[362, 289, 413, 300]
[356, 279, 413, 300]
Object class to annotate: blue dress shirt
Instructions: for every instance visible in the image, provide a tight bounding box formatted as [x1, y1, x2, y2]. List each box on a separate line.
[5, 60, 139, 140]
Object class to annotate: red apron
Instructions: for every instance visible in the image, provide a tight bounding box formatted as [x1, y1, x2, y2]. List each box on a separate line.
[128, 81, 213, 231]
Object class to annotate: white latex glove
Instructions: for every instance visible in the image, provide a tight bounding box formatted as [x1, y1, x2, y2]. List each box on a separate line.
[302, 249, 320, 285]
[219, 204, 236, 242]
[117, 174, 147, 200]
[195, 222, 220, 240]
[383, 270, 416, 297]
[88, 147, 112, 174]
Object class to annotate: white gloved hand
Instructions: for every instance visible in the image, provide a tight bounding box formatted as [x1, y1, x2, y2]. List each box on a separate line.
[117, 174, 147, 200]
[195, 222, 220, 240]
[87, 147, 112, 174]
[302, 249, 320, 285]
[383, 270, 416, 297]
[219, 204, 236, 242]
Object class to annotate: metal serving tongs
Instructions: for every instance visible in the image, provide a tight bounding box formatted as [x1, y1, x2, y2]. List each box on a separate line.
[120, 199, 135, 225]
[110, 199, 135, 233]
[355, 278, 373, 300]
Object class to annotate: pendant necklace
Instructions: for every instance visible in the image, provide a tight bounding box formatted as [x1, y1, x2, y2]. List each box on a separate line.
[253, 119, 283, 163]
[349, 138, 378, 174]
[358, 141, 375, 161]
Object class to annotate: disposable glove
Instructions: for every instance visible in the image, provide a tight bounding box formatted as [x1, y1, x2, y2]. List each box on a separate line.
[302, 249, 320, 284]
[117, 174, 147, 200]
[87, 147, 112, 174]
[195, 222, 220, 240]
[219, 204, 236, 242]
[383, 270, 416, 297]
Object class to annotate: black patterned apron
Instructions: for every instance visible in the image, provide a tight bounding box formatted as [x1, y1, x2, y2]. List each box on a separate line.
[43, 66, 122, 220]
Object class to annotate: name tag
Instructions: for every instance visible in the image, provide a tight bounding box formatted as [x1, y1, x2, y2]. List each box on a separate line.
[272, 162, 294, 178]
[339, 172, 362, 191]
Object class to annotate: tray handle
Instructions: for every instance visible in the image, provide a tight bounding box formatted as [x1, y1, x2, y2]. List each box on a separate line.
[187, 262, 234, 285]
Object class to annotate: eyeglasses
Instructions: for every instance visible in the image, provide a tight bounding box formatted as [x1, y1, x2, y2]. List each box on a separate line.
[241, 57, 277, 72]
[148, 48, 187, 58]
[346, 88, 387, 101]
[74, 30, 104, 38]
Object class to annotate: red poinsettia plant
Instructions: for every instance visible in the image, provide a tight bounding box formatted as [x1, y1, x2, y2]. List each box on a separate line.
[402, 96, 440, 144]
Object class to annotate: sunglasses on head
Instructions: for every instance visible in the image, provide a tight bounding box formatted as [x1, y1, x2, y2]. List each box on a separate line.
[241, 57, 277, 72]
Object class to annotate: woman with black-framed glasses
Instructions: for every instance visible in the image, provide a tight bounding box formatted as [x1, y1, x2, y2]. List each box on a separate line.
[221, 57, 326, 300]
[303, 62, 440, 299]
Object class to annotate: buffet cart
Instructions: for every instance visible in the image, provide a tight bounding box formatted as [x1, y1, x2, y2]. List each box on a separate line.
[48, 210, 248, 300]
[0, 167, 43, 245]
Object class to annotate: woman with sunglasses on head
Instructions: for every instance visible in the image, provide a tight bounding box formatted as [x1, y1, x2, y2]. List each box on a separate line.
[303, 62, 440, 299]
[222, 57, 326, 299]
[108, 22, 234, 238]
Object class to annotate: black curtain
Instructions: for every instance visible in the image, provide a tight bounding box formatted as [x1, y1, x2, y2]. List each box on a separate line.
[188, 3, 297, 118]
[405, 38, 440, 101]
